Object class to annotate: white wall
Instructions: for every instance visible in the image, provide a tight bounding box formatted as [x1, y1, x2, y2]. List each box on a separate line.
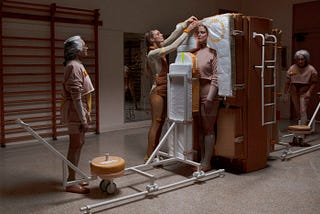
[94, 0, 241, 131]
[22, 0, 240, 132]
[240, 0, 314, 66]
[240, 0, 315, 119]
[12, 0, 309, 131]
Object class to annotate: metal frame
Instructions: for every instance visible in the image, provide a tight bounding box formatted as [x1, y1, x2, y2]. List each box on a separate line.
[16, 115, 224, 214]
[16, 119, 94, 187]
[278, 99, 320, 160]
[79, 64, 224, 213]
[80, 120, 224, 214]
[15, 53, 225, 214]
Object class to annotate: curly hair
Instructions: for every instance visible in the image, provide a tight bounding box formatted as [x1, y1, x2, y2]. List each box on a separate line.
[63, 35, 84, 66]
[294, 49, 310, 64]
[144, 30, 156, 53]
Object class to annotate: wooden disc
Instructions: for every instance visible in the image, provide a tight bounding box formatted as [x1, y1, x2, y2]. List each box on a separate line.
[90, 156, 126, 176]
[288, 125, 311, 131]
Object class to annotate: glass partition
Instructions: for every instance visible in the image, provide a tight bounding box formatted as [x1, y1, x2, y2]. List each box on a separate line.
[123, 32, 152, 122]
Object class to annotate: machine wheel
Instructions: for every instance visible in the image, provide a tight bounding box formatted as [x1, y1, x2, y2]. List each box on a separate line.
[106, 182, 117, 194]
[289, 137, 298, 146]
[281, 150, 288, 161]
[298, 138, 304, 146]
[99, 179, 117, 194]
[99, 179, 111, 192]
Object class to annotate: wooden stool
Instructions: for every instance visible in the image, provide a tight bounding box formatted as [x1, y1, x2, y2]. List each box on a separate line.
[287, 125, 312, 134]
[287, 125, 312, 146]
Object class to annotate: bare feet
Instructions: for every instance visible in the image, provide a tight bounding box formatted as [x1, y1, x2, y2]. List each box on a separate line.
[201, 165, 212, 172]
[80, 181, 89, 186]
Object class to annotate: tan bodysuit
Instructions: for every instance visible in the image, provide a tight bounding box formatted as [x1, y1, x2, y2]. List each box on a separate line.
[285, 64, 318, 122]
[195, 47, 219, 135]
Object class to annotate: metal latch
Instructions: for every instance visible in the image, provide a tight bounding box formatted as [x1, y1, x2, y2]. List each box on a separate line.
[233, 83, 246, 91]
[232, 30, 244, 36]
[235, 136, 244, 143]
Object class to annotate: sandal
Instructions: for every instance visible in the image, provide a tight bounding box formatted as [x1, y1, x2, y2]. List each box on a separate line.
[66, 184, 90, 194]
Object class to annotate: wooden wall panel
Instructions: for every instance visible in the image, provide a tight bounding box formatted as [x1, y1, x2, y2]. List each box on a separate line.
[0, 1, 101, 146]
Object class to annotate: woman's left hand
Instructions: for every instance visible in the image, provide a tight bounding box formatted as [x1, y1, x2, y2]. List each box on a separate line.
[304, 90, 311, 98]
[186, 21, 199, 32]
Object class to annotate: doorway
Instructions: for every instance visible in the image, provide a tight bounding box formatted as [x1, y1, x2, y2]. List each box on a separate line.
[123, 33, 151, 122]
[292, 0, 320, 120]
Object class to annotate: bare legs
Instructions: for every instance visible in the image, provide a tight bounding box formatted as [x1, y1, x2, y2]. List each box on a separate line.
[198, 101, 219, 171]
[291, 91, 310, 125]
[66, 131, 89, 194]
[200, 134, 215, 170]
[146, 93, 166, 159]
[67, 132, 84, 181]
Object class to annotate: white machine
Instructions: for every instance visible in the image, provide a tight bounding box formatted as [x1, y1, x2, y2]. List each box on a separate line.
[167, 53, 194, 160]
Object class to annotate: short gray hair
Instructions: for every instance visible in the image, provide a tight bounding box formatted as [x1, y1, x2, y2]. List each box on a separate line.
[294, 49, 310, 63]
[63, 35, 84, 66]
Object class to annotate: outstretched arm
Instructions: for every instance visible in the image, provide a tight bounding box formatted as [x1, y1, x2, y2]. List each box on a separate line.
[149, 20, 198, 58]
[161, 16, 198, 47]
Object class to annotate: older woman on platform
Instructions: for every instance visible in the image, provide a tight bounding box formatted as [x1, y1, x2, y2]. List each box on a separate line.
[284, 50, 318, 125]
[284, 49, 318, 146]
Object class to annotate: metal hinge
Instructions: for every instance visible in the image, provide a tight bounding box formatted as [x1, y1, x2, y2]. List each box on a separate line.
[235, 136, 244, 143]
[232, 30, 244, 36]
[233, 83, 245, 91]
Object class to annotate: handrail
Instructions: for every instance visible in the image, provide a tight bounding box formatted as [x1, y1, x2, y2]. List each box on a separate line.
[253, 32, 277, 126]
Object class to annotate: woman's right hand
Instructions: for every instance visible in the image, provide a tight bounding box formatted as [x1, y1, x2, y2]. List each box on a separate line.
[185, 16, 198, 25]
[80, 123, 89, 133]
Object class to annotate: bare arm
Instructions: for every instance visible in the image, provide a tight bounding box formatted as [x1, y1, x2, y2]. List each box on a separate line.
[284, 67, 293, 94]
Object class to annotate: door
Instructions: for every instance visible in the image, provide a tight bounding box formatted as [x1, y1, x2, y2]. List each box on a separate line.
[246, 16, 273, 172]
[292, 1, 320, 120]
